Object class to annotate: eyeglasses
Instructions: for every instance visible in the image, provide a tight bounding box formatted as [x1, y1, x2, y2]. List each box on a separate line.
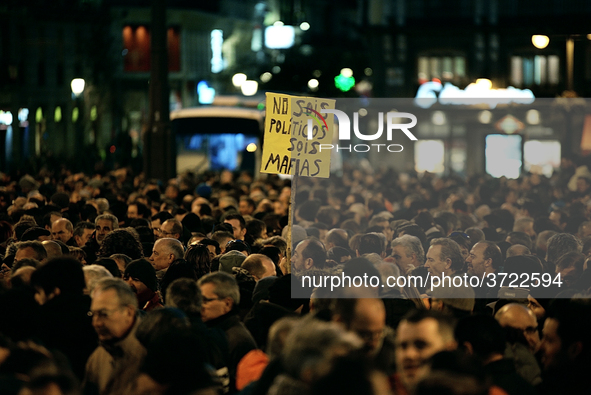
[450, 232, 470, 239]
[356, 329, 385, 342]
[87, 307, 124, 320]
[202, 296, 224, 304]
[158, 230, 175, 236]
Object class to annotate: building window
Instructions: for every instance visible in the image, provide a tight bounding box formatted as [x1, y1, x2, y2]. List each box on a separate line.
[510, 55, 559, 87]
[418, 56, 466, 84]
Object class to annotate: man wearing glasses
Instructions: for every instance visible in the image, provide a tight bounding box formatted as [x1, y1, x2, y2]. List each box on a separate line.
[84, 278, 145, 394]
[495, 303, 540, 352]
[198, 272, 256, 392]
[159, 219, 183, 242]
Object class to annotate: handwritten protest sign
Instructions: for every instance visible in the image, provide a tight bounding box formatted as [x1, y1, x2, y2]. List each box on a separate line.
[260, 92, 335, 178]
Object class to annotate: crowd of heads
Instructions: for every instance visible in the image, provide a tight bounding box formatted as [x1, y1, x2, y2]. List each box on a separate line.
[0, 159, 589, 394]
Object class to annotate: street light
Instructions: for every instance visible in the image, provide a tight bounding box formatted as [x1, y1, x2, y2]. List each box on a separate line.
[71, 78, 85, 97]
[531, 35, 549, 49]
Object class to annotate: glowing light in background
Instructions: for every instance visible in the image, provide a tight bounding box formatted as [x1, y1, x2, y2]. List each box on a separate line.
[526, 109, 540, 125]
[532, 35, 549, 49]
[478, 110, 492, 124]
[232, 73, 247, 87]
[241, 80, 258, 96]
[432, 111, 447, 125]
[300, 22, 310, 31]
[246, 143, 257, 152]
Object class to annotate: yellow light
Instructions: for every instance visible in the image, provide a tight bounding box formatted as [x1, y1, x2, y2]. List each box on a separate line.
[90, 105, 98, 121]
[532, 35, 549, 49]
[587, 34, 591, 41]
[475, 78, 492, 90]
[246, 143, 257, 152]
[35, 108, 43, 123]
[72, 107, 79, 123]
[54, 106, 62, 123]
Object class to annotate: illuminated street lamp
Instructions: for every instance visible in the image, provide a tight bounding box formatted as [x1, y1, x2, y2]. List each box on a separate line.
[71, 78, 85, 97]
[531, 35, 549, 49]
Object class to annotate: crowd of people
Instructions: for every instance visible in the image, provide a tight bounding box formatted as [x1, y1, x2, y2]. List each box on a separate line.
[0, 156, 590, 395]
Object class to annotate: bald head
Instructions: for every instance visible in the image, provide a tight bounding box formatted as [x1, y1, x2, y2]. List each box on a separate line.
[506, 244, 531, 258]
[335, 298, 386, 356]
[241, 253, 276, 281]
[51, 218, 73, 243]
[495, 303, 540, 351]
[42, 240, 63, 260]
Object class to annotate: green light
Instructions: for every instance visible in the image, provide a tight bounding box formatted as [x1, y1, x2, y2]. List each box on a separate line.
[54, 106, 62, 122]
[36, 108, 43, 123]
[334, 74, 355, 92]
[90, 105, 97, 121]
[72, 107, 79, 123]
[257, 102, 265, 111]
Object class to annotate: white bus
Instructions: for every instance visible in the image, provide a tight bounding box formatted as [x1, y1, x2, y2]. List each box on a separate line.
[170, 105, 264, 175]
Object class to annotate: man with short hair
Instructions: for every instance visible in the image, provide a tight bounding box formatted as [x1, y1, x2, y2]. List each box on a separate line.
[391, 235, 425, 275]
[224, 213, 247, 241]
[149, 238, 184, 277]
[238, 197, 256, 217]
[52, 218, 75, 246]
[95, 214, 119, 245]
[466, 241, 502, 278]
[15, 241, 48, 264]
[292, 238, 327, 273]
[455, 315, 536, 395]
[150, 211, 173, 239]
[159, 218, 183, 241]
[211, 231, 234, 254]
[73, 221, 96, 247]
[393, 310, 457, 393]
[333, 298, 388, 358]
[240, 254, 276, 281]
[127, 202, 149, 219]
[495, 303, 540, 352]
[425, 238, 464, 278]
[198, 272, 256, 392]
[84, 278, 145, 394]
[546, 233, 582, 265]
[538, 300, 591, 395]
[165, 278, 231, 394]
